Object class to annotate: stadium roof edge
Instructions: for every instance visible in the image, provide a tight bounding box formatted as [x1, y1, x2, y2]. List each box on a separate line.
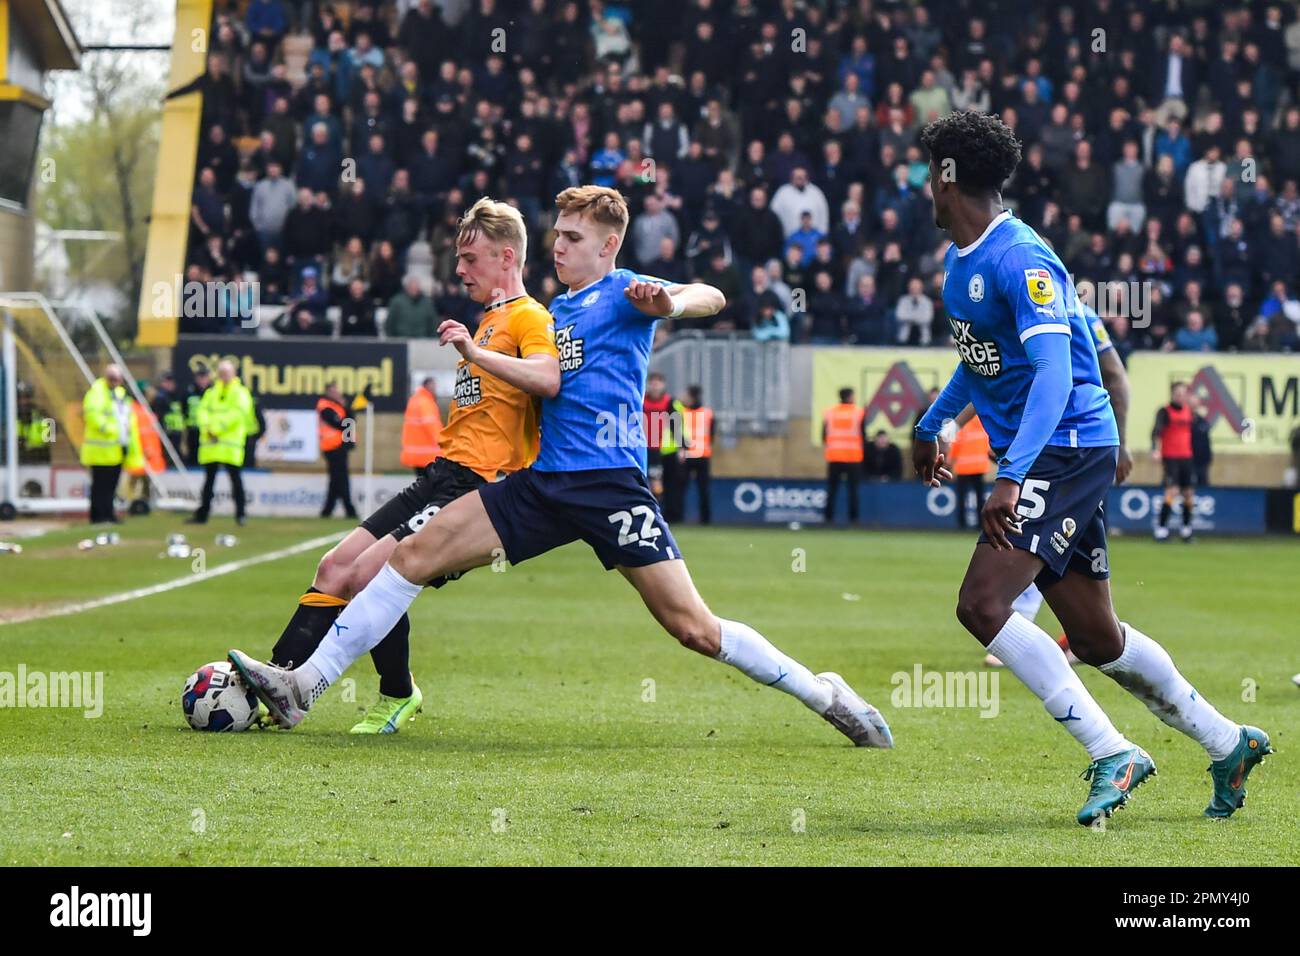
[11, 0, 82, 72]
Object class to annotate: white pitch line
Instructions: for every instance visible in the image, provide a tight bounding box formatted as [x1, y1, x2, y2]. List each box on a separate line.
[1, 531, 346, 626]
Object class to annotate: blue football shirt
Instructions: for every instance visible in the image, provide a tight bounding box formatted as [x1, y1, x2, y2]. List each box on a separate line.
[928, 212, 1117, 474]
[535, 268, 670, 473]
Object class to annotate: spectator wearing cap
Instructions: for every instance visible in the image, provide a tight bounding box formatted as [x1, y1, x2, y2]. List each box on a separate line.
[285, 266, 328, 322]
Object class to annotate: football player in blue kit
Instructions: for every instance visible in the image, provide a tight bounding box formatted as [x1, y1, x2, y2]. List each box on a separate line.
[972, 301, 1131, 667]
[229, 185, 893, 749]
[912, 111, 1269, 825]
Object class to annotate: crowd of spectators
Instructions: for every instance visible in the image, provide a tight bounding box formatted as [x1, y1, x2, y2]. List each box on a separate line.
[182, 0, 1300, 354]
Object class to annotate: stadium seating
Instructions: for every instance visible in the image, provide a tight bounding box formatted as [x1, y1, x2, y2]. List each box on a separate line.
[182, 0, 1300, 354]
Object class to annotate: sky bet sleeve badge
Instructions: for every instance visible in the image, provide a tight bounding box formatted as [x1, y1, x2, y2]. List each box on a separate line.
[1024, 268, 1055, 305]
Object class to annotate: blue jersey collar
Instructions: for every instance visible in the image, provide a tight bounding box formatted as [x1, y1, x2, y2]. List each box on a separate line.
[956, 210, 1012, 258]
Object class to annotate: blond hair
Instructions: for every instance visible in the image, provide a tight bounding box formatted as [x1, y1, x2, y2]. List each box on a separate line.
[554, 185, 630, 239]
[456, 197, 528, 269]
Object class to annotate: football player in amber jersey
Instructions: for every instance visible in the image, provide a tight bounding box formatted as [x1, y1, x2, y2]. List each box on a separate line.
[261, 198, 558, 733]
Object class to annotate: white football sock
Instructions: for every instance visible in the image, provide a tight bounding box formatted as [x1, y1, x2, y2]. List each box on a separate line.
[1011, 582, 1045, 621]
[987, 612, 1130, 760]
[716, 618, 832, 713]
[1098, 623, 1240, 761]
[296, 563, 423, 706]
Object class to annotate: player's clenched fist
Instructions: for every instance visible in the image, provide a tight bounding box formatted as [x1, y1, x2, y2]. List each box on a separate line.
[624, 280, 673, 316]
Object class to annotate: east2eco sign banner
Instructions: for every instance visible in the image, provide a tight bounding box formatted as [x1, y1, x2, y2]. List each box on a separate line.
[813, 348, 1300, 455]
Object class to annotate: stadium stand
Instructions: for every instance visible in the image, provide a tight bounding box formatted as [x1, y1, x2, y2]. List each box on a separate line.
[179, 0, 1300, 354]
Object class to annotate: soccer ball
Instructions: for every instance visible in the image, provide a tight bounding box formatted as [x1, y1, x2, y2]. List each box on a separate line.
[182, 661, 259, 731]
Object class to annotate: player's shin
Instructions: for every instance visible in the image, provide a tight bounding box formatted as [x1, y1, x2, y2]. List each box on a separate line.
[270, 588, 347, 667]
[715, 619, 832, 713]
[989, 613, 1130, 759]
[369, 613, 415, 698]
[1098, 623, 1239, 760]
[296, 563, 424, 706]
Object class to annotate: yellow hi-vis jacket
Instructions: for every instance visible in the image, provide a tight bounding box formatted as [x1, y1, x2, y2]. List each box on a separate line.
[197, 378, 258, 466]
[80, 378, 140, 467]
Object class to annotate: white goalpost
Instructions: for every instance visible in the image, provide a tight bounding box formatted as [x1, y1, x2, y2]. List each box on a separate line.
[0, 291, 197, 519]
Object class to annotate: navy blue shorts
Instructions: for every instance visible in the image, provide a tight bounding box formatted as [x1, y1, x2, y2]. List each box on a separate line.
[479, 467, 682, 570]
[978, 445, 1116, 587]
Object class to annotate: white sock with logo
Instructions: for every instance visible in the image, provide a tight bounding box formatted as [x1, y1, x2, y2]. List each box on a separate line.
[1098, 623, 1240, 761]
[987, 612, 1130, 760]
[296, 563, 424, 706]
[716, 619, 833, 713]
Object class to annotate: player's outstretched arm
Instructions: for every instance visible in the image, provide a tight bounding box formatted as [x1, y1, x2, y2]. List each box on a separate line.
[439, 320, 561, 398]
[625, 279, 725, 319]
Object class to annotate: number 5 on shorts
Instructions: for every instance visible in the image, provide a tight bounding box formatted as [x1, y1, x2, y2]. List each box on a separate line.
[1017, 479, 1051, 520]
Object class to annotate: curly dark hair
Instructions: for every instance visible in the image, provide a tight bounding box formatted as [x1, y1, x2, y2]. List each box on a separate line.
[919, 110, 1023, 196]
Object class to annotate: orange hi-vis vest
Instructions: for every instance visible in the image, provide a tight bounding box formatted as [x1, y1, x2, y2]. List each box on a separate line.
[950, 416, 992, 476]
[400, 386, 444, 468]
[823, 403, 865, 462]
[126, 401, 164, 476]
[317, 396, 347, 453]
[683, 406, 713, 459]
[1159, 403, 1193, 459]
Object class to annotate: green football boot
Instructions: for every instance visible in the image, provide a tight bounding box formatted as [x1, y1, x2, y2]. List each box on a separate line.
[1205, 725, 1272, 819]
[1077, 745, 1156, 826]
[349, 678, 423, 735]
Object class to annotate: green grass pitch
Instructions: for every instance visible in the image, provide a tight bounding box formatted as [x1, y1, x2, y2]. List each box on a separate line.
[1, 514, 1295, 865]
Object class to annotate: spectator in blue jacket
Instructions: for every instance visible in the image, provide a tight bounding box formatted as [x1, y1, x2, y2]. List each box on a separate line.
[1154, 118, 1194, 179]
[295, 123, 343, 196]
[245, 0, 288, 53]
[1173, 309, 1219, 351]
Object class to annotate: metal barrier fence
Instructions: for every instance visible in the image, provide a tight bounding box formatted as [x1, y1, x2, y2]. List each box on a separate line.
[649, 332, 789, 442]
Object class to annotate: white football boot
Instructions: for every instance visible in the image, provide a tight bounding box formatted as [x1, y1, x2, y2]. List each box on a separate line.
[228, 649, 310, 729]
[817, 671, 894, 748]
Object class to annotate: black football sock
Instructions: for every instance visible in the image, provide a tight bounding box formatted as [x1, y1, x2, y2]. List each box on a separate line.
[270, 587, 347, 667]
[1158, 501, 1172, 528]
[370, 613, 414, 698]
